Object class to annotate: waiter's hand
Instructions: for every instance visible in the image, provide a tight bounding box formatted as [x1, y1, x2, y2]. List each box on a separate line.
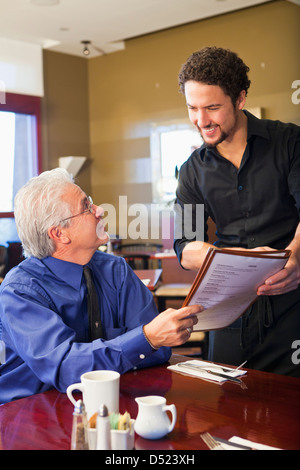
[226, 245, 300, 296]
[257, 252, 300, 296]
[256, 223, 300, 295]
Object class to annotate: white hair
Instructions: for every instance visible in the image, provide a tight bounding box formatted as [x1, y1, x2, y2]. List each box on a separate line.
[14, 168, 75, 259]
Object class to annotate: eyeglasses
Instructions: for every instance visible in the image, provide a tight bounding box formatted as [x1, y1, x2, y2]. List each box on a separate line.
[60, 196, 94, 223]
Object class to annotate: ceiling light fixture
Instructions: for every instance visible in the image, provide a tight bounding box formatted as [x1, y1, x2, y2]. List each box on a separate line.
[80, 40, 106, 57]
[81, 40, 91, 56]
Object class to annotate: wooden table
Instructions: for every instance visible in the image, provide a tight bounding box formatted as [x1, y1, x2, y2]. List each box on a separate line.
[0, 355, 299, 451]
[115, 249, 195, 284]
[134, 269, 162, 291]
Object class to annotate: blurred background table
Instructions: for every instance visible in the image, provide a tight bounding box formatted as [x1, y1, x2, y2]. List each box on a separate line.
[134, 269, 162, 291]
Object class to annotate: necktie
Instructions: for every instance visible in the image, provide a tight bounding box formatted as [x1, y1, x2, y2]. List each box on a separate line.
[83, 266, 103, 340]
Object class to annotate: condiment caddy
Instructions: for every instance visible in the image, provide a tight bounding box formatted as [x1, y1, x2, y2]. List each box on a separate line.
[70, 400, 135, 450]
[71, 395, 177, 450]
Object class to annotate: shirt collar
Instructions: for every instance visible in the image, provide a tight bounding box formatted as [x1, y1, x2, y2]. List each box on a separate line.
[243, 109, 269, 140]
[42, 256, 84, 291]
[198, 109, 270, 160]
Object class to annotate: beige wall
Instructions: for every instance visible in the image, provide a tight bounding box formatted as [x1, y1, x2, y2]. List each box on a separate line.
[87, 0, 300, 215]
[42, 0, 300, 252]
[42, 50, 91, 194]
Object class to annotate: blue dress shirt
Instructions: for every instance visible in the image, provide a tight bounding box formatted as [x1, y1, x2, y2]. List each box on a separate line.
[0, 251, 171, 404]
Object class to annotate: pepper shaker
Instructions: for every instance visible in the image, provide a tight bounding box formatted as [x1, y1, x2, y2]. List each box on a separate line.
[71, 399, 89, 450]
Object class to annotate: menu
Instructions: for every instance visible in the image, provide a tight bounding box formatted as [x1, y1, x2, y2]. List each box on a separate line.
[183, 248, 290, 331]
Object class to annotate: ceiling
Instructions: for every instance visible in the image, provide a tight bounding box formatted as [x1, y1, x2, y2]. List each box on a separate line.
[0, 0, 277, 58]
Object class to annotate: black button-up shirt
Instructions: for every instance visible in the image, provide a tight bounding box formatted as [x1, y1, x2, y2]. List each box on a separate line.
[174, 111, 300, 260]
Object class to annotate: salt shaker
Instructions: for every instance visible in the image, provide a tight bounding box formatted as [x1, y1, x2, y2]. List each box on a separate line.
[96, 404, 111, 450]
[70, 399, 89, 450]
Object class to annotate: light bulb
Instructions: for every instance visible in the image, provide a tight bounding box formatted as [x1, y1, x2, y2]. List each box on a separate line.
[81, 41, 91, 56]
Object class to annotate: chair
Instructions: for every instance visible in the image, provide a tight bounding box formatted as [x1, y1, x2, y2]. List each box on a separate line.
[117, 243, 163, 254]
[0, 245, 8, 283]
[154, 283, 191, 311]
[122, 253, 151, 270]
[7, 242, 24, 271]
[172, 331, 209, 359]
[116, 243, 163, 269]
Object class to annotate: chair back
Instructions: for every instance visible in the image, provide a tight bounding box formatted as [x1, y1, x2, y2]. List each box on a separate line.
[0, 245, 8, 280]
[116, 243, 163, 269]
[122, 253, 151, 270]
[117, 243, 163, 253]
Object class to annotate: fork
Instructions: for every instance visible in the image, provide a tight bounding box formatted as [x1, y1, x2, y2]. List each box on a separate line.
[200, 432, 226, 450]
[209, 360, 247, 373]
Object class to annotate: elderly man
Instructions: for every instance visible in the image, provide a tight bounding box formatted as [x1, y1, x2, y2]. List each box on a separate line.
[0, 168, 200, 403]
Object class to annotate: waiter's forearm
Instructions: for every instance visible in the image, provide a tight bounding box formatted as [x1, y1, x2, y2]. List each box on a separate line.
[181, 241, 214, 270]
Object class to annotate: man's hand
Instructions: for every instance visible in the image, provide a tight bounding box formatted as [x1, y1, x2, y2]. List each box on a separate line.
[257, 224, 300, 296]
[257, 252, 300, 296]
[143, 304, 204, 349]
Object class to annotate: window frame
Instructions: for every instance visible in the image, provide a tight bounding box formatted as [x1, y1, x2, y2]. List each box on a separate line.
[0, 92, 42, 218]
[150, 118, 202, 205]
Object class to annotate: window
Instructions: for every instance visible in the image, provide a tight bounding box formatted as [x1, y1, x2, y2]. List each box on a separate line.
[151, 120, 202, 204]
[0, 112, 15, 212]
[0, 92, 41, 217]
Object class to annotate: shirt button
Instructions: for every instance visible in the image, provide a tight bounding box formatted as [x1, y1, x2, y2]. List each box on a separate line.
[139, 354, 145, 360]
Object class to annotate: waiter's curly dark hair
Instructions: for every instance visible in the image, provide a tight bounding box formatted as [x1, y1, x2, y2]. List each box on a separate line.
[178, 47, 251, 105]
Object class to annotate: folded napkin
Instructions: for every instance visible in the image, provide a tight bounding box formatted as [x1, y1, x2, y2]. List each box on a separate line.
[168, 360, 247, 383]
[224, 436, 281, 450]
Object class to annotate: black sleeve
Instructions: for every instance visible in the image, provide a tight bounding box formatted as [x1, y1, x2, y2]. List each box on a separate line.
[173, 159, 209, 265]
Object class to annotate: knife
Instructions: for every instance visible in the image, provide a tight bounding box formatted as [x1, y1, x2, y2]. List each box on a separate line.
[177, 363, 242, 384]
[212, 436, 252, 450]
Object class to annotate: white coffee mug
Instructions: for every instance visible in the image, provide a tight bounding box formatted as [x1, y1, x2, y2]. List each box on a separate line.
[66, 370, 120, 419]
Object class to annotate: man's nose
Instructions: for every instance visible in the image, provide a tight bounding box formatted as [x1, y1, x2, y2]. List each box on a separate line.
[196, 109, 210, 128]
[95, 205, 105, 218]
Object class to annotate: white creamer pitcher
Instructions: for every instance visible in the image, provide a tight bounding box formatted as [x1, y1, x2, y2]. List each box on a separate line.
[134, 395, 177, 440]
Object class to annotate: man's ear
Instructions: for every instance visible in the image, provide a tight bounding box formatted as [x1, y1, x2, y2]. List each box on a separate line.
[236, 90, 246, 110]
[48, 226, 71, 244]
